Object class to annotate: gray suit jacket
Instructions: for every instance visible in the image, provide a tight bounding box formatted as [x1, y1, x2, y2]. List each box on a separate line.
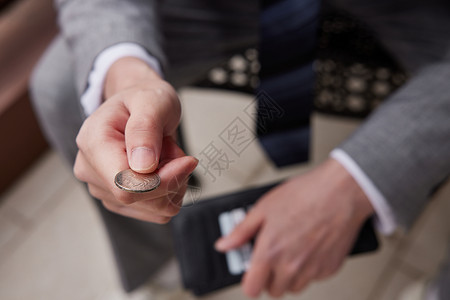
[54, 0, 450, 230]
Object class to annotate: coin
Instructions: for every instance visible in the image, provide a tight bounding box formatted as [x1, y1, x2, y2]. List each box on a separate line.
[114, 169, 161, 193]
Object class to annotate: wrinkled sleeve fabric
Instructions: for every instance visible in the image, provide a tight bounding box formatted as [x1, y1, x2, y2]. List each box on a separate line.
[338, 59, 450, 229]
[55, 0, 165, 97]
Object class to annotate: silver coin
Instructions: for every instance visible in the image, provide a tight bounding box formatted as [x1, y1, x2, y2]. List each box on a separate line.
[114, 169, 161, 193]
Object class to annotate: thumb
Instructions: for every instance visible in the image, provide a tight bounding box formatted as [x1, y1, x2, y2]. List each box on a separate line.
[125, 105, 164, 174]
[215, 209, 263, 252]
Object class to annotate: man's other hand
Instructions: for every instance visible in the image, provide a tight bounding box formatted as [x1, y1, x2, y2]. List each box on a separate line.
[215, 158, 374, 298]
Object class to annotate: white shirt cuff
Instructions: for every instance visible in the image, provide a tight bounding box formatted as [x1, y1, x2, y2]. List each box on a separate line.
[330, 148, 397, 235]
[80, 43, 163, 116]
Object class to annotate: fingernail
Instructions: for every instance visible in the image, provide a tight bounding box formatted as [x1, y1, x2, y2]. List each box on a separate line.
[130, 147, 156, 172]
[215, 237, 229, 252]
[190, 158, 199, 171]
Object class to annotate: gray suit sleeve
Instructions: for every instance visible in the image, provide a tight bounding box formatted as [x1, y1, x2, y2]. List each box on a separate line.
[55, 0, 165, 96]
[333, 0, 450, 229]
[340, 59, 450, 229]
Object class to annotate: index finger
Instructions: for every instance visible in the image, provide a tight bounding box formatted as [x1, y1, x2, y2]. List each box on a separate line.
[241, 228, 273, 298]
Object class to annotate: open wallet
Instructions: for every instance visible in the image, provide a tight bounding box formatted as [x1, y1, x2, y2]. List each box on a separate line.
[171, 182, 379, 296]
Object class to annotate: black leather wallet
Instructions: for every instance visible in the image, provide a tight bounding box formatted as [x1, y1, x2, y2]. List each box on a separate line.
[171, 182, 378, 296]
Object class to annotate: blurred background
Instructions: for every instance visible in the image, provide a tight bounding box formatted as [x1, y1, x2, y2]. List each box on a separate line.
[0, 0, 449, 299]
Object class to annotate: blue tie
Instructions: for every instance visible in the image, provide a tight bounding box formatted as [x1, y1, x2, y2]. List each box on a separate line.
[257, 0, 320, 167]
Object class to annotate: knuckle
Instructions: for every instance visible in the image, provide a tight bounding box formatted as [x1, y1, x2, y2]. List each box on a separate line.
[114, 191, 135, 205]
[283, 262, 300, 278]
[260, 253, 276, 266]
[73, 156, 88, 183]
[291, 277, 310, 293]
[263, 243, 282, 264]
[165, 203, 181, 217]
[87, 185, 100, 199]
[102, 200, 120, 214]
[150, 196, 168, 210]
[170, 192, 185, 208]
[319, 268, 335, 279]
[261, 253, 275, 265]
[305, 266, 320, 281]
[75, 124, 89, 150]
[157, 80, 177, 97]
[75, 131, 83, 149]
[322, 263, 340, 278]
[268, 287, 283, 298]
[152, 197, 180, 217]
[75, 119, 99, 154]
[153, 216, 171, 224]
[73, 162, 83, 181]
[167, 175, 183, 190]
[153, 81, 180, 114]
[291, 283, 305, 293]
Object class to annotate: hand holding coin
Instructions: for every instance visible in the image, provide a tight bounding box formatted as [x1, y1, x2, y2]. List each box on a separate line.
[115, 169, 161, 193]
[73, 61, 197, 223]
[75, 134, 197, 223]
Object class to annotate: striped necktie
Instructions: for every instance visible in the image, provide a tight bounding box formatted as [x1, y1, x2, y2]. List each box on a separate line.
[257, 0, 320, 167]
